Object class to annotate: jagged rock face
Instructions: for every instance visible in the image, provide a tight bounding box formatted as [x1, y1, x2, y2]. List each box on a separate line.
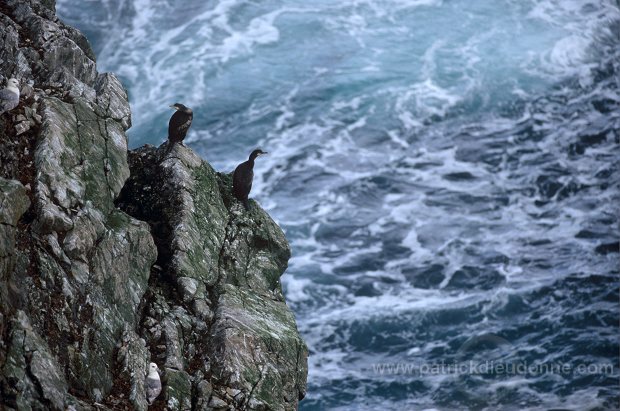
[116, 145, 308, 410]
[0, 0, 157, 409]
[0, 0, 308, 410]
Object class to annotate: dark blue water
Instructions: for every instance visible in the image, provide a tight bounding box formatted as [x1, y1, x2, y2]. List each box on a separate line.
[58, 0, 620, 409]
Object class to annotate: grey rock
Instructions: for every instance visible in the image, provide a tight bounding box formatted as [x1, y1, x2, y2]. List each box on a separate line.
[116, 329, 149, 411]
[194, 380, 214, 410]
[208, 395, 228, 409]
[192, 298, 214, 322]
[1, 0, 157, 408]
[0, 178, 30, 314]
[0, 0, 307, 410]
[15, 121, 30, 135]
[95, 73, 131, 130]
[211, 285, 308, 409]
[20, 83, 35, 100]
[0, 178, 30, 228]
[178, 276, 199, 301]
[226, 387, 242, 398]
[118, 144, 308, 410]
[3, 311, 68, 410]
[162, 316, 185, 371]
[165, 368, 193, 410]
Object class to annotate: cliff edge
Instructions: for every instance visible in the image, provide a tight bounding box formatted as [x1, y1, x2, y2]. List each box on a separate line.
[0, 1, 308, 410]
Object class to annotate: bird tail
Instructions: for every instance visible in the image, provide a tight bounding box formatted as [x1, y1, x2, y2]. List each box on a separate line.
[160, 141, 175, 162]
[242, 199, 251, 211]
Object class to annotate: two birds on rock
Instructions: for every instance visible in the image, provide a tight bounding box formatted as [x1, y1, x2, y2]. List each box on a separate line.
[163, 103, 267, 211]
[2, 77, 266, 212]
[144, 102, 268, 404]
[3, 79, 261, 404]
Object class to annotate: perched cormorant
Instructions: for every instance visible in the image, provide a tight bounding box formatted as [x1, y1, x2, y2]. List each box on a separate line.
[0, 78, 20, 115]
[232, 149, 267, 211]
[162, 103, 193, 159]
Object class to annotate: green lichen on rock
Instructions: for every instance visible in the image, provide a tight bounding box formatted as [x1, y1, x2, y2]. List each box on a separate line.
[164, 368, 193, 410]
[119, 143, 308, 410]
[1, 0, 158, 408]
[172, 154, 228, 286]
[214, 174, 291, 293]
[1, 0, 308, 409]
[0, 178, 30, 282]
[212, 285, 308, 410]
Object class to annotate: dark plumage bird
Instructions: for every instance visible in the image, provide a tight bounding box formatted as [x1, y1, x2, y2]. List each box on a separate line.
[233, 149, 267, 211]
[162, 103, 193, 159]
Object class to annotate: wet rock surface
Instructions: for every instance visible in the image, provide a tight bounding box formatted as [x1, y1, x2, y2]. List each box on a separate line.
[0, 0, 307, 410]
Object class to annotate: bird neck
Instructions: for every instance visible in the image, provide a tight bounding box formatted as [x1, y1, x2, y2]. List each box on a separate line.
[174, 106, 191, 114]
[7, 85, 19, 94]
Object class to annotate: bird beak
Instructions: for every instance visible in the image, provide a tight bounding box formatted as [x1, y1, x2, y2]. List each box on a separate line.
[169, 105, 178, 110]
[261, 152, 268, 155]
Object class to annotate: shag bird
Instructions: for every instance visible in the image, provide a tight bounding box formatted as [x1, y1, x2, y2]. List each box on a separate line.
[162, 103, 193, 158]
[0, 78, 20, 115]
[145, 362, 162, 404]
[232, 149, 267, 211]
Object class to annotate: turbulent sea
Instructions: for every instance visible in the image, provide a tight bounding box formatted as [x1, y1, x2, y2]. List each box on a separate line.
[57, 0, 619, 409]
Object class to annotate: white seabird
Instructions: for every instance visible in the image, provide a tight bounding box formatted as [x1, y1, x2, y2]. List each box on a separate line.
[0, 78, 20, 115]
[146, 362, 162, 405]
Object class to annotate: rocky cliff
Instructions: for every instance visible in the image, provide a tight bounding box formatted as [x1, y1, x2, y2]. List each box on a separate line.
[0, 1, 308, 410]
